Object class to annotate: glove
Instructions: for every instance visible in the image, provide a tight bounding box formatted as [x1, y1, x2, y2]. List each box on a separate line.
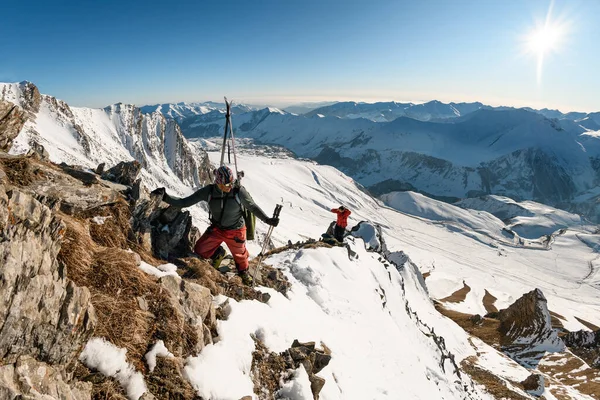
[151, 187, 166, 198]
[266, 217, 280, 227]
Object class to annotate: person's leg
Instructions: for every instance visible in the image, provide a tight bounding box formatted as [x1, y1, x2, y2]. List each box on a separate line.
[334, 224, 345, 242]
[195, 227, 225, 259]
[222, 227, 249, 272]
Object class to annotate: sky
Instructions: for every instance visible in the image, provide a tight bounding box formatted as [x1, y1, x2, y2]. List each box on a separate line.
[2, 0, 599, 112]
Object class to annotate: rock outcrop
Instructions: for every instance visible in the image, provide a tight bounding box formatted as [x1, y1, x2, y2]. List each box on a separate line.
[251, 338, 331, 400]
[0, 101, 26, 152]
[0, 157, 97, 398]
[564, 329, 600, 368]
[498, 288, 565, 367]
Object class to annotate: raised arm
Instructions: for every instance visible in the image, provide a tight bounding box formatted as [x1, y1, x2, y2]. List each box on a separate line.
[161, 185, 212, 208]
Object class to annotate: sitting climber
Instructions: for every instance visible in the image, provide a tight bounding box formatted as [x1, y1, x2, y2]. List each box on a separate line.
[331, 205, 351, 242]
[151, 166, 279, 285]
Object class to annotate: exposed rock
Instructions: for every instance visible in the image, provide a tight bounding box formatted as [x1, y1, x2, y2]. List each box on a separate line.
[0, 189, 96, 366]
[251, 338, 331, 400]
[101, 160, 142, 186]
[0, 356, 92, 399]
[498, 288, 565, 367]
[564, 329, 600, 368]
[25, 140, 49, 160]
[0, 101, 26, 152]
[159, 275, 213, 354]
[349, 221, 387, 253]
[521, 373, 544, 396]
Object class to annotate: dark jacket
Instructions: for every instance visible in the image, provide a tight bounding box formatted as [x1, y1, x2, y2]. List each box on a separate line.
[163, 184, 270, 230]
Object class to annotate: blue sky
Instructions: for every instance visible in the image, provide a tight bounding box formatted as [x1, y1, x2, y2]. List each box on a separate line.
[2, 0, 599, 112]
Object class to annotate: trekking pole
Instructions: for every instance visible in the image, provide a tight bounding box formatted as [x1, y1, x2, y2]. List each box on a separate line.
[252, 204, 283, 288]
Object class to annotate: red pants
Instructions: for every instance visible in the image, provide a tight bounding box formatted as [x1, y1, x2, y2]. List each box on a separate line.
[194, 226, 249, 272]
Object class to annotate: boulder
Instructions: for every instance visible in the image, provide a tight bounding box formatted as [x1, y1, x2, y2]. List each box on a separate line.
[101, 160, 142, 186]
[159, 275, 214, 354]
[521, 373, 545, 396]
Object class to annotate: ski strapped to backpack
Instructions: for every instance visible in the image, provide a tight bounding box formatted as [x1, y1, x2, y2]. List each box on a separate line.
[216, 97, 256, 238]
[207, 186, 257, 240]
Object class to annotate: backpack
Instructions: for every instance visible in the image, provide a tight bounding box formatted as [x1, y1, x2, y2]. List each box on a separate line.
[208, 185, 256, 240]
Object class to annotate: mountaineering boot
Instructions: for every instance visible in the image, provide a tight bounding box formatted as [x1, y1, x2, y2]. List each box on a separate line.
[239, 270, 253, 285]
[211, 246, 226, 269]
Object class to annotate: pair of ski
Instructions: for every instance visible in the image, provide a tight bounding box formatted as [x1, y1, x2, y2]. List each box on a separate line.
[219, 98, 282, 287]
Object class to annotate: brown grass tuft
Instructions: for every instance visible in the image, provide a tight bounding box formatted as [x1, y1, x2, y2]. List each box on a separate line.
[83, 200, 132, 249]
[146, 357, 197, 400]
[439, 281, 471, 303]
[0, 156, 44, 186]
[58, 214, 199, 372]
[251, 336, 289, 399]
[575, 316, 600, 332]
[461, 356, 530, 400]
[435, 303, 502, 347]
[482, 289, 498, 313]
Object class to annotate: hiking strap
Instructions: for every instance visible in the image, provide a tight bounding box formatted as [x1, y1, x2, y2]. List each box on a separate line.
[207, 187, 243, 226]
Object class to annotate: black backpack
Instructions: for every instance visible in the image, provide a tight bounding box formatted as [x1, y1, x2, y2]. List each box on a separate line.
[208, 185, 256, 240]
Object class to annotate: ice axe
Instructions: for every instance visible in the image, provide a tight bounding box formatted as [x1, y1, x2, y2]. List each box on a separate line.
[252, 204, 283, 288]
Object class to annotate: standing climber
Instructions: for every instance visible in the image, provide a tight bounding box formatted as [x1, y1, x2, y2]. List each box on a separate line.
[151, 166, 279, 285]
[331, 205, 351, 242]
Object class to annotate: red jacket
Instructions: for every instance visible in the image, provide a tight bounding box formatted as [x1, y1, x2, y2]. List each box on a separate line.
[331, 208, 351, 228]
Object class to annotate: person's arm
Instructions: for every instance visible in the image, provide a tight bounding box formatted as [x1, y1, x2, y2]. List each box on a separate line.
[331, 208, 339, 214]
[237, 186, 270, 222]
[344, 209, 352, 217]
[161, 185, 212, 208]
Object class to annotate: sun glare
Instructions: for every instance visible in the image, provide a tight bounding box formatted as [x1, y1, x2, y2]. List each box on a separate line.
[528, 25, 561, 54]
[522, 1, 570, 85]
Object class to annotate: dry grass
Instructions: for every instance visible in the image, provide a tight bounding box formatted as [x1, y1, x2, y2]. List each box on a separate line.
[461, 356, 530, 400]
[482, 289, 498, 313]
[91, 380, 128, 400]
[58, 214, 198, 372]
[435, 303, 502, 347]
[81, 200, 132, 249]
[263, 239, 332, 257]
[439, 281, 471, 303]
[0, 156, 44, 186]
[575, 316, 600, 331]
[146, 357, 197, 400]
[539, 352, 600, 399]
[549, 311, 567, 331]
[251, 336, 290, 399]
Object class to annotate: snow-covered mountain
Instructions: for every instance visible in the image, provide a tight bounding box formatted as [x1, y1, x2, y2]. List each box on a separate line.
[164, 103, 600, 221]
[3, 81, 600, 399]
[1, 82, 212, 193]
[304, 100, 486, 122]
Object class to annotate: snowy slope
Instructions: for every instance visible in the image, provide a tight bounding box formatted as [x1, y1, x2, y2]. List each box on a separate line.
[456, 195, 594, 239]
[202, 149, 600, 334]
[4, 83, 600, 399]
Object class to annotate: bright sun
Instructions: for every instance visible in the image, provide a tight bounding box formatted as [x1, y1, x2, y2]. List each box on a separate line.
[523, 7, 569, 85]
[528, 25, 561, 55]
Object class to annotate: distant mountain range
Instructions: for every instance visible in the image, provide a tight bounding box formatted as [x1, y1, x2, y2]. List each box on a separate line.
[141, 99, 600, 222]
